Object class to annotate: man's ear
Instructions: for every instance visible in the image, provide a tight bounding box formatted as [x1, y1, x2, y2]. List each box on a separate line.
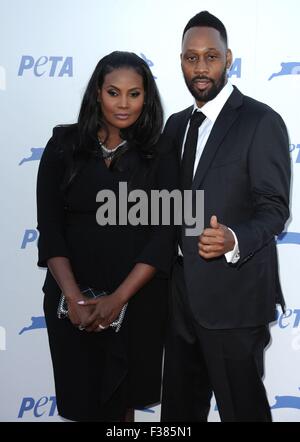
[226, 49, 233, 70]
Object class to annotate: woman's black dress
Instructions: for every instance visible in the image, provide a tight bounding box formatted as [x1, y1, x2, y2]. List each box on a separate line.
[36, 125, 177, 421]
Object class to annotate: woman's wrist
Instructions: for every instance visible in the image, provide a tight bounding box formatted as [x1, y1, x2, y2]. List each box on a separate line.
[64, 289, 83, 303]
[112, 289, 131, 305]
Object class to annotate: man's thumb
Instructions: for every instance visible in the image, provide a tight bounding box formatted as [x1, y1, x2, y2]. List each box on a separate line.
[210, 215, 219, 229]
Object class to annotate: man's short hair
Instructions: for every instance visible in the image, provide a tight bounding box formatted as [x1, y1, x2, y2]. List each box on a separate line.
[182, 11, 228, 47]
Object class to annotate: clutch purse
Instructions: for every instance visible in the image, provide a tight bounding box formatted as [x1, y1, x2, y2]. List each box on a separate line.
[57, 286, 127, 333]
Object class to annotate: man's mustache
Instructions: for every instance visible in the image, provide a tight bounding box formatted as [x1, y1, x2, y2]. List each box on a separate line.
[192, 76, 214, 84]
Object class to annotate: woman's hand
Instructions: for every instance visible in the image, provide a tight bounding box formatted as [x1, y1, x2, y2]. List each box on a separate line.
[67, 298, 95, 330]
[46, 257, 97, 330]
[77, 263, 156, 332]
[78, 293, 125, 332]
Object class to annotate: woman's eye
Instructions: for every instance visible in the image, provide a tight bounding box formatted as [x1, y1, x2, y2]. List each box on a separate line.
[107, 90, 118, 96]
[130, 91, 140, 98]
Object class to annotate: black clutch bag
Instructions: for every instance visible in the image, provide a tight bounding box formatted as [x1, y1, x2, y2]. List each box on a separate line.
[57, 287, 127, 333]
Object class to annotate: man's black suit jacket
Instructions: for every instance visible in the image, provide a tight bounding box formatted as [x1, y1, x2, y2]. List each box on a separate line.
[163, 86, 291, 329]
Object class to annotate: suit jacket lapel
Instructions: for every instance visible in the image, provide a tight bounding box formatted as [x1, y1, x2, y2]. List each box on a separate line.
[192, 87, 243, 190]
[175, 106, 193, 161]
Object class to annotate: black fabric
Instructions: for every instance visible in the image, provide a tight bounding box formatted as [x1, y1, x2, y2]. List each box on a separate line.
[36, 124, 178, 421]
[161, 261, 272, 422]
[44, 276, 169, 421]
[160, 85, 290, 422]
[161, 87, 290, 328]
[180, 111, 206, 190]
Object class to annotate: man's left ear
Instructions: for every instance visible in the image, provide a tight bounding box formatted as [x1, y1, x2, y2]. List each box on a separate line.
[226, 49, 233, 70]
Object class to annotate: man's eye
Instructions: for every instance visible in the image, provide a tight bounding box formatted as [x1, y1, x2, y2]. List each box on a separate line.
[208, 55, 217, 60]
[187, 56, 197, 62]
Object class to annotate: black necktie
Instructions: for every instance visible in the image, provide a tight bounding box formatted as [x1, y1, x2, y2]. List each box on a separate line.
[181, 111, 206, 190]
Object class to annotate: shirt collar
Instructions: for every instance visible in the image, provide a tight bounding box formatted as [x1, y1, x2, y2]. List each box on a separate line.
[193, 81, 234, 123]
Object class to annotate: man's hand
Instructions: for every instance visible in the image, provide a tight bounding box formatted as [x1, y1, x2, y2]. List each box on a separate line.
[198, 215, 235, 259]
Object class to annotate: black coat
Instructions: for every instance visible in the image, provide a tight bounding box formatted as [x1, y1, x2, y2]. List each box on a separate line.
[162, 86, 291, 329]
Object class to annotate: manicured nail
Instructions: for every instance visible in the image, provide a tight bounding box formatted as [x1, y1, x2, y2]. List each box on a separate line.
[77, 300, 85, 305]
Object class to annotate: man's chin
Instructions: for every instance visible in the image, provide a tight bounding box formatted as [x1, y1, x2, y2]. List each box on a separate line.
[192, 88, 211, 103]
[192, 84, 223, 104]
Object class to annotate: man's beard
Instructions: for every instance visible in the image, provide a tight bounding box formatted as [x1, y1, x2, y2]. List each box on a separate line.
[183, 67, 227, 103]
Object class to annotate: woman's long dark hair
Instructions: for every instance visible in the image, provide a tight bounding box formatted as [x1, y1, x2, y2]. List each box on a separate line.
[77, 51, 163, 156]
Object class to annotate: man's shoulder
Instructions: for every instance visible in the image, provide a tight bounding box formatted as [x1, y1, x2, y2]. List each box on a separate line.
[233, 89, 287, 132]
[163, 106, 193, 136]
[240, 92, 279, 118]
[167, 105, 193, 122]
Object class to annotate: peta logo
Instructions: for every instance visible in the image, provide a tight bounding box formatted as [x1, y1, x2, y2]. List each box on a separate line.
[19, 317, 46, 335]
[275, 309, 300, 329]
[18, 396, 58, 418]
[19, 147, 44, 165]
[277, 232, 300, 245]
[21, 229, 38, 249]
[0, 65, 6, 90]
[275, 308, 300, 351]
[140, 53, 157, 79]
[289, 143, 300, 163]
[269, 62, 300, 81]
[0, 326, 6, 351]
[228, 58, 241, 78]
[271, 388, 300, 410]
[18, 56, 73, 77]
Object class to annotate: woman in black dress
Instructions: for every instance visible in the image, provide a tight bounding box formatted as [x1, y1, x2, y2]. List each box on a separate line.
[36, 51, 177, 422]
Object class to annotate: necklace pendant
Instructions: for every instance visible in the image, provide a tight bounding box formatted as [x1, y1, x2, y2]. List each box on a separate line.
[98, 138, 127, 162]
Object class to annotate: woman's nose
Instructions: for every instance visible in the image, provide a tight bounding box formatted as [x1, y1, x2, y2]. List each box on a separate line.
[118, 95, 129, 108]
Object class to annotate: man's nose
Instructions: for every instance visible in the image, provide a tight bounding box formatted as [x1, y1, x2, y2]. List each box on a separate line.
[194, 58, 209, 74]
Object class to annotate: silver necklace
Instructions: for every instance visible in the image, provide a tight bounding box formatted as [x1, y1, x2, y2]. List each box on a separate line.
[98, 139, 126, 160]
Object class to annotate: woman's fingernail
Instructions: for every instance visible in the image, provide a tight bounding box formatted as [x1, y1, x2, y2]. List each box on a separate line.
[77, 300, 85, 305]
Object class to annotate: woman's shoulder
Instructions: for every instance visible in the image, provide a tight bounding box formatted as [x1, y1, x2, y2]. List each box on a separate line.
[48, 123, 79, 156]
[42, 124, 79, 165]
[52, 123, 79, 143]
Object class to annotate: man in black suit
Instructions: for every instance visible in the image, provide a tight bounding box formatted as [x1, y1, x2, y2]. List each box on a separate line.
[161, 11, 291, 422]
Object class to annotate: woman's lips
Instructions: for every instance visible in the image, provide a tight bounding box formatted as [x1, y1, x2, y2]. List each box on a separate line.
[114, 113, 130, 120]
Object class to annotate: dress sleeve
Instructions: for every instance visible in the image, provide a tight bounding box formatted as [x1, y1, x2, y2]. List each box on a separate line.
[36, 127, 69, 267]
[134, 136, 179, 276]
